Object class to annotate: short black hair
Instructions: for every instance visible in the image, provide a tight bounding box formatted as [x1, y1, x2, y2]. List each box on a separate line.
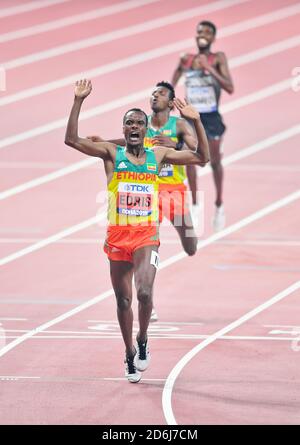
[197, 20, 217, 36]
[123, 108, 148, 126]
[156, 81, 175, 100]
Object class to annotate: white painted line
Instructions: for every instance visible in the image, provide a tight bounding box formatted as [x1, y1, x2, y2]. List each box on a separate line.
[0, 158, 97, 197]
[264, 324, 300, 329]
[1, 334, 298, 342]
[0, 213, 106, 266]
[217, 240, 300, 247]
[0, 318, 27, 321]
[0, 162, 77, 169]
[2, 0, 247, 70]
[0, 189, 299, 358]
[1, 10, 299, 108]
[9, 237, 298, 247]
[162, 279, 300, 425]
[0, 77, 296, 200]
[0, 0, 70, 18]
[0, 0, 160, 43]
[0, 375, 40, 379]
[161, 189, 300, 269]
[103, 378, 166, 382]
[0, 238, 102, 244]
[1, 123, 299, 265]
[88, 320, 204, 325]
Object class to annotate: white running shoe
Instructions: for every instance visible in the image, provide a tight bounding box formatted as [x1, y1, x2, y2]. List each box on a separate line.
[213, 204, 225, 232]
[134, 338, 150, 372]
[150, 308, 158, 322]
[124, 352, 141, 383]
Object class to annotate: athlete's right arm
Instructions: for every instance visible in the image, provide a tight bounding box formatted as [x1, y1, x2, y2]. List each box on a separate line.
[171, 53, 188, 87]
[64, 79, 116, 160]
[86, 135, 125, 146]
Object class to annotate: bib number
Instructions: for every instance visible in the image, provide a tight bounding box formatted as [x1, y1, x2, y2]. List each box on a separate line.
[159, 163, 173, 177]
[117, 182, 153, 216]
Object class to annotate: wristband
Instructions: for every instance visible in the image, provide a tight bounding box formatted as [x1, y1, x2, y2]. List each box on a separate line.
[175, 140, 183, 151]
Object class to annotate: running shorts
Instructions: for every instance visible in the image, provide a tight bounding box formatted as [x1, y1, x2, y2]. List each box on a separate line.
[104, 225, 160, 262]
[200, 111, 226, 140]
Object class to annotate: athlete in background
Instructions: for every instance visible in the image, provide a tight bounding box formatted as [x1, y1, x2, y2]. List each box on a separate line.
[171, 20, 234, 231]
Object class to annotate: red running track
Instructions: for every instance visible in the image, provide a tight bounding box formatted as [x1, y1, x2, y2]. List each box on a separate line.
[0, 0, 299, 425]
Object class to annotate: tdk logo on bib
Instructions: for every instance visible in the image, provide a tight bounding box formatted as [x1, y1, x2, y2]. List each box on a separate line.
[120, 183, 154, 194]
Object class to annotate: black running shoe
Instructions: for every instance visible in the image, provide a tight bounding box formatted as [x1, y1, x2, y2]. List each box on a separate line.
[134, 338, 150, 372]
[124, 352, 141, 383]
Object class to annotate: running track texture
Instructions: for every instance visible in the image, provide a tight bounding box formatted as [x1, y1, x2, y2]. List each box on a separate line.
[0, 0, 300, 425]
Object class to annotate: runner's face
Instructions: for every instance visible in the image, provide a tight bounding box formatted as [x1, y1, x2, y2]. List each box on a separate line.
[196, 24, 215, 50]
[150, 86, 173, 112]
[123, 111, 147, 146]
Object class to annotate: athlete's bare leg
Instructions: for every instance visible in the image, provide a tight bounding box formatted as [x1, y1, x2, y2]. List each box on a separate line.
[133, 244, 158, 343]
[209, 138, 223, 207]
[110, 260, 134, 357]
[172, 212, 197, 256]
[186, 165, 198, 205]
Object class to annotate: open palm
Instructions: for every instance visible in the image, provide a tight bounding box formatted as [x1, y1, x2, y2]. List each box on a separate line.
[174, 98, 199, 121]
[75, 79, 92, 98]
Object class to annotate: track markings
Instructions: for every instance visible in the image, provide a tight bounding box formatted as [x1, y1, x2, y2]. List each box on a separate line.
[0, 188, 299, 358]
[162, 279, 300, 424]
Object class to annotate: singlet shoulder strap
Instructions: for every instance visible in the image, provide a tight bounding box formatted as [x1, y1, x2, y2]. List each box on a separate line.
[181, 53, 196, 69]
[115, 145, 126, 163]
[207, 53, 217, 65]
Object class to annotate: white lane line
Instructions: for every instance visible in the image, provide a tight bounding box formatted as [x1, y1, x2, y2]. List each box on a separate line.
[162, 280, 300, 425]
[0, 188, 299, 358]
[161, 190, 300, 269]
[1, 334, 298, 342]
[0, 0, 160, 43]
[1, 237, 300, 249]
[1, 123, 299, 265]
[0, 162, 76, 169]
[0, 318, 27, 321]
[0, 77, 295, 200]
[0, 158, 97, 197]
[103, 378, 165, 382]
[0, 376, 40, 380]
[217, 240, 300, 247]
[2, 0, 247, 70]
[87, 320, 204, 326]
[0, 214, 105, 266]
[0, 237, 102, 244]
[1, 9, 298, 108]
[0, 0, 70, 18]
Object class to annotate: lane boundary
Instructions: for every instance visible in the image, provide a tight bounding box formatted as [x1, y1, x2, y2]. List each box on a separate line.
[162, 279, 300, 424]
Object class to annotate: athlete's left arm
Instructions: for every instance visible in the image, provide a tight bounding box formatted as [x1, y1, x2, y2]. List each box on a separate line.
[162, 99, 210, 167]
[205, 52, 234, 94]
[177, 118, 197, 151]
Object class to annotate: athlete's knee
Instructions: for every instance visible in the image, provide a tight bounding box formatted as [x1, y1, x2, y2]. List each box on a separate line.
[210, 159, 222, 170]
[115, 293, 131, 311]
[137, 286, 152, 306]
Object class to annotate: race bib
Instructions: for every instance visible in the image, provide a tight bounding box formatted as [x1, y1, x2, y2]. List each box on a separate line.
[159, 163, 174, 177]
[186, 74, 217, 113]
[117, 182, 154, 216]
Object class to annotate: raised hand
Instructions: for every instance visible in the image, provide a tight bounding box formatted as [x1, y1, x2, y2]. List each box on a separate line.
[195, 54, 210, 71]
[173, 98, 199, 121]
[75, 79, 92, 99]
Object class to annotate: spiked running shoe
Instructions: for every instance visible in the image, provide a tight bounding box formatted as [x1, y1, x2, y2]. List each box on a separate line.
[124, 352, 141, 383]
[134, 338, 150, 372]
